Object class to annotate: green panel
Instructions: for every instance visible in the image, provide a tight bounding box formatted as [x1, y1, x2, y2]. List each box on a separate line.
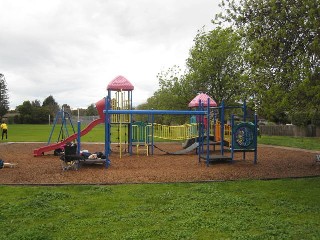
[232, 122, 255, 149]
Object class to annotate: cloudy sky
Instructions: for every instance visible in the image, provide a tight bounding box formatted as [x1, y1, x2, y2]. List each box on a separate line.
[1, 0, 220, 110]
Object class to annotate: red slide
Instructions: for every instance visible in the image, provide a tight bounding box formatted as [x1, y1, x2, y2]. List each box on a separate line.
[33, 118, 104, 156]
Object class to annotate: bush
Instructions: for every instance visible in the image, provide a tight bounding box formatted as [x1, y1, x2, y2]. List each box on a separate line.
[310, 111, 320, 126]
[291, 111, 311, 126]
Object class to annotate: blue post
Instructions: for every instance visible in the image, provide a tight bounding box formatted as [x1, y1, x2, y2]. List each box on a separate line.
[220, 100, 225, 156]
[198, 100, 204, 162]
[254, 113, 258, 164]
[105, 95, 111, 168]
[77, 120, 81, 155]
[47, 110, 61, 144]
[151, 111, 154, 155]
[129, 90, 133, 155]
[242, 100, 247, 161]
[206, 98, 210, 167]
[104, 96, 108, 165]
[231, 114, 235, 162]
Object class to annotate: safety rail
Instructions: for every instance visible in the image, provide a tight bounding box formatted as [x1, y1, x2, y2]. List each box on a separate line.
[153, 123, 198, 140]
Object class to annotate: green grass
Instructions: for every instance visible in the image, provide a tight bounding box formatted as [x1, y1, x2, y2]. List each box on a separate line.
[2, 124, 180, 143]
[1, 125, 319, 239]
[3, 124, 121, 143]
[2, 124, 320, 150]
[0, 178, 319, 239]
[258, 135, 320, 150]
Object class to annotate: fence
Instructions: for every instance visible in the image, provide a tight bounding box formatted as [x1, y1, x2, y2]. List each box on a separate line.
[260, 125, 320, 137]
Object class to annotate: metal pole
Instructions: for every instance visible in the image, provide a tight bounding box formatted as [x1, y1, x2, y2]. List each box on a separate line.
[254, 113, 258, 164]
[206, 98, 210, 167]
[231, 114, 234, 162]
[77, 120, 81, 155]
[220, 101, 225, 156]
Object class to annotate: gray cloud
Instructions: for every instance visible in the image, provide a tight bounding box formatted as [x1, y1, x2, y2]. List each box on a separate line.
[0, 0, 219, 109]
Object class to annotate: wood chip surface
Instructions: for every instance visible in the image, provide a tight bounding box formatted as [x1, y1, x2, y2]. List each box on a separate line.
[0, 143, 319, 184]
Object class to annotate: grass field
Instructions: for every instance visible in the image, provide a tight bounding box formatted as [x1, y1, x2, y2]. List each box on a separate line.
[0, 178, 319, 239]
[258, 135, 320, 150]
[1, 124, 319, 239]
[3, 124, 175, 143]
[2, 124, 106, 142]
[2, 124, 320, 150]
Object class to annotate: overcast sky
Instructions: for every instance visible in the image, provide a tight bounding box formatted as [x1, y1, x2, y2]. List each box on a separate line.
[1, 0, 220, 110]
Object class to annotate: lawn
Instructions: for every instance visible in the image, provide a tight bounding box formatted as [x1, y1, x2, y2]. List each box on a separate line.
[3, 124, 320, 151]
[258, 135, 320, 150]
[1, 124, 319, 239]
[4, 124, 118, 143]
[0, 177, 319, 239]
[4, 124, 177, 143]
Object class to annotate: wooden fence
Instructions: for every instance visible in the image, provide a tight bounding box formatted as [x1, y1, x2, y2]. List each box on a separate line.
[260, 125, 320, 137]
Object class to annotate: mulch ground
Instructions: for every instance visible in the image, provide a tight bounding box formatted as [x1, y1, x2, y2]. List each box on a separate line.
[0, 143, 319, 184]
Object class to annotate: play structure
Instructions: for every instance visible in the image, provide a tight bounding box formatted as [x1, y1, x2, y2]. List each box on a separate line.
[34, 75, 258, 168]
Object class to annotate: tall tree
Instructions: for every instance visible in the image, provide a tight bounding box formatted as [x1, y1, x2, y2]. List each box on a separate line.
[0, 73, 9, 119]
[42, 95, 59, 117]
[137, 28, 247, 124]
[31, 99, 41, 107]
[215, 0, 320, 123]
[136, 66, 191, 124]
[16, 101, 33, 123]
[186, 27, 247, 105]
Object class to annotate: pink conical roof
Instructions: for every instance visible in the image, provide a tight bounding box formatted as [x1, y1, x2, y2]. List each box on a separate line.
[107, 75, 134, 91]
[188, 93, 217, 108]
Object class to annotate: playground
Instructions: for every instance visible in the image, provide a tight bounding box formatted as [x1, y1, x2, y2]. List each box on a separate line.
[32, 76, 260, 167]
[0, 142, 319, 184]
[1, 75, 319, 184]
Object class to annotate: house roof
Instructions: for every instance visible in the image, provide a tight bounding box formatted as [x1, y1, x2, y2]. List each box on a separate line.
[188, 93, 217, 108]
[107, 75, 134, 91]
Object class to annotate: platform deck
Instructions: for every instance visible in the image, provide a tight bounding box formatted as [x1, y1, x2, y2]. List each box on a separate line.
[200, 154, 232, 162]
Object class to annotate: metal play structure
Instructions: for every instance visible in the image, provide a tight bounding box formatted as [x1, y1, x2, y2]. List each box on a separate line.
[102, 76, 258, 167]
[34, 75, 258, 168]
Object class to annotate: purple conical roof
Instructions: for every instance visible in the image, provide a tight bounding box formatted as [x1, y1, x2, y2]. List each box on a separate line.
[107, 75, 134, 91]
[188, 93, 217, 108]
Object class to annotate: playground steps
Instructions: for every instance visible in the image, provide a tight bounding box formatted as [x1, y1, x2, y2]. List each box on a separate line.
[132, 142, 150, 156]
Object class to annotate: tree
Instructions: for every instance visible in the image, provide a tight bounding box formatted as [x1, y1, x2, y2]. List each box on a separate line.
[86, 104, 98, 116]
[138, 66, 190, 125]
[62, 104, 72, 115]
[215, 0, 320, 123]
[31, 99, 41, 107]
[137, 28, 247, 124]
[16, 101, 33, 123]
[0, 73, 9, 119]
[31, 106, 50, 124]
[42, 95, 59, 118]
[71, 108, 86, 116]
[16, 100, 50, 124]
[185, 27, 247, 105]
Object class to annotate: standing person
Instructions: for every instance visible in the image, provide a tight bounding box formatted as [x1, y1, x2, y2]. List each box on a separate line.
[1, 121, 8, 140]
